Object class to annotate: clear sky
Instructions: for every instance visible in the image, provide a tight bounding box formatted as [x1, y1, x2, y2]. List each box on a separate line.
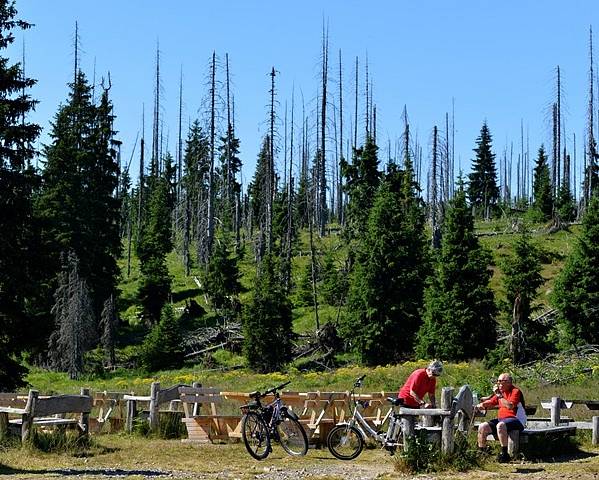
[10, 0, 599, 196]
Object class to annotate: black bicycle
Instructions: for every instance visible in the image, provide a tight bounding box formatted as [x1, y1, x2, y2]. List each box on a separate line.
[240, 380, 309, 460]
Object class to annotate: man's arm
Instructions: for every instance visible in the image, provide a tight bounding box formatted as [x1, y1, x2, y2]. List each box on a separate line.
[408, 388, 427, 406]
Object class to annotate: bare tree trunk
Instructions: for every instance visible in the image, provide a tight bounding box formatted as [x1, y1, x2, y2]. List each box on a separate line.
[338, 49, 344, 225]
[431, 126, 440, 249]
[152, 45, 160, 177]
[319, 24, 328, 236]
[354, 56, 358, 149]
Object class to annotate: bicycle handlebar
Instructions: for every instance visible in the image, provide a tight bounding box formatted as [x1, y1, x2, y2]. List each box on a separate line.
[249, 380, 292, 399]
[263, 380, 291, 396]
[354, 374, 366, 388]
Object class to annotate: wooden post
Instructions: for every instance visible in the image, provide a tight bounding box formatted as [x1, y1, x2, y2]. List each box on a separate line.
[126, 398, 137, 433]
[192, 382, 201, 416]
[401, 415, 415, 451]
[551, 397, 561, 427]
[21, 389, 38, 443]
[592, 416, 599, 446]
[0, 412, 8, 439]
[149, 382, 160, 432]
[507, 429, 520, 456]
[79, 387, 90, 437]
[422, 413, 435, 427]
[441, 387, 454, 454]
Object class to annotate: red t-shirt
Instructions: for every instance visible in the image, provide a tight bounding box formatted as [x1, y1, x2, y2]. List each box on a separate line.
[397, 368, 436, 407]
[485, 386, 522, 419]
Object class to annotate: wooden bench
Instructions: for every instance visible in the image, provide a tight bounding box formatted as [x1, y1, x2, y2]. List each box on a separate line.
[505, 425, 577, 455]
[179, 386, 240, 443]
[0, 388, 92, 442]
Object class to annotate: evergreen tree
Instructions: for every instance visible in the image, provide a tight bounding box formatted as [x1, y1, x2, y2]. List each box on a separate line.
[320, 251, 348, 306]
[342, 135, 381, 241]
[0, 0, 40, 390]
[501, 231, 547, 363]
[531, 145, 553, 220]
[139, 304, 184, 372]
[553, 193, 599, 347]
[243, 254, 293, 373]
[555, 183, 576, 222]
[217, 122, 242, 231]
[137, 174, 173, 324]
[341, 164, 429, 364]
[416, 185, 496, 360]
[36, 72, 121, 325]
[203, 233, 243, 322]
[468, 123, 499, 218]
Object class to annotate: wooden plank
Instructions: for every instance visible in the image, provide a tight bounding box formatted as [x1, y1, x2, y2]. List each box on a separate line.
[0, 407, 27, 415]
[180, 394, 223, 404]
[35, 395, 92, 416]
[123, 395, 151, 401]
[179, 387, 220, 395]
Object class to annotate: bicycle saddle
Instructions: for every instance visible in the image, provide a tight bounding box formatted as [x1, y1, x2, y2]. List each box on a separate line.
[387, 397, 404, 406]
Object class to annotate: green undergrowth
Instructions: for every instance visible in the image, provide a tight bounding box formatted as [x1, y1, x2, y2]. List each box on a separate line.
[394, 431, 481, 474]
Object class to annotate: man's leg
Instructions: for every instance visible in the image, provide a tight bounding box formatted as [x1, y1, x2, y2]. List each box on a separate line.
[496, 421, 508, 447]
[477, 422, 492, 448]
[496, 421, 511, 462]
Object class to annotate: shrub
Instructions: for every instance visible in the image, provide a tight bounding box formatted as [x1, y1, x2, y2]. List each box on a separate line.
[394, 431, 481, 474]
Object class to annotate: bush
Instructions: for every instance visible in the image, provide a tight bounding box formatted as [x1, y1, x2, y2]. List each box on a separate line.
[394, 431, 481, 474]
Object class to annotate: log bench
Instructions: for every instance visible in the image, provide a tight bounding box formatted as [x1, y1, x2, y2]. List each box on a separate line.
[0, 388, 92, 442]
[504, 425, 577, 456]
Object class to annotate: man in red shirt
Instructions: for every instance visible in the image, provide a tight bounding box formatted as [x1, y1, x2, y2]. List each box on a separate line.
[476, 373, 524, 463]
[397, 360, 443, 408]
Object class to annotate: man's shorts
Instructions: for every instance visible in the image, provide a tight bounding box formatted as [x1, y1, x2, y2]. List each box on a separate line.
[488, 417, 524, 437]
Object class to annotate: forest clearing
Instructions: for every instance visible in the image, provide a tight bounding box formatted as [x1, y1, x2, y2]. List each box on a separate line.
[2, 0, 599, 477]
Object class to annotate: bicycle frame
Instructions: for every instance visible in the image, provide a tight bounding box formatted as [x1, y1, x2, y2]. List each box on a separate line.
[339, 377, 403, 448]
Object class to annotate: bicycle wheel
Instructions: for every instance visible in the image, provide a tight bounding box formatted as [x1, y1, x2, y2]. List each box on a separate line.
[326, 424, 364, 460]
[276, 415, 308, 456]
[241, 412, 271, 460]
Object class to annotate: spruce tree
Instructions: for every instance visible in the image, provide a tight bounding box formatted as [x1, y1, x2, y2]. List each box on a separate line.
[553, 193, 599, 347]
[341, 164, 429, 364]
[37, 72, 121, 324]
[203, 233, 243, 322]
[555, 183, 576, 222]
[137, 174, 173, 324]
[416, 184, 496, 360]
[0, 0, 40, 390]
[531, 145, 553, 220]
[468, 123, 499, 218]
[501, 231, 547, 363]
[341, 135, 381, 241]
[243, 254, 293, 373]
[139, 304, 184, 372]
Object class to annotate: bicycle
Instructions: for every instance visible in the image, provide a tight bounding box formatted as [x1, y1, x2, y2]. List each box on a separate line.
[240, 380, 309, 460]
[326, 374, 404, 460]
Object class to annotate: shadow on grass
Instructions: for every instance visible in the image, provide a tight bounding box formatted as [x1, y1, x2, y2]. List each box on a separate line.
[171, 288, 201, 303]
[0, 466, 170, 477]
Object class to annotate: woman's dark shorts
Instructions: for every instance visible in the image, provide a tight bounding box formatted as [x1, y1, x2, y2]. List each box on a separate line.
[488, 417, 524, 437]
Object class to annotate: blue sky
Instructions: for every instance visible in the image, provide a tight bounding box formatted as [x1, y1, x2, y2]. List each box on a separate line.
[11, 1, 599, 195]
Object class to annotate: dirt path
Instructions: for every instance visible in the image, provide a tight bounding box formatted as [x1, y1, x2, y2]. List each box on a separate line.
[1, 437, 598, 479]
